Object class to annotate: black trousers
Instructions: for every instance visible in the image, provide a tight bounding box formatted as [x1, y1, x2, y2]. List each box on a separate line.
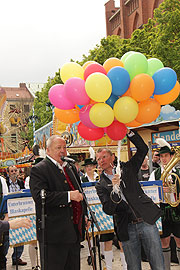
[39, 241, 81, 270]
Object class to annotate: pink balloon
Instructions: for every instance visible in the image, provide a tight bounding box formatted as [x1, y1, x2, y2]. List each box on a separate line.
[84, 63, 107, 80]
[64, 78, 90, 105]
[48, 84, 75, 110]
[79, 105, 97, 129]
[78, 122, 104, 141]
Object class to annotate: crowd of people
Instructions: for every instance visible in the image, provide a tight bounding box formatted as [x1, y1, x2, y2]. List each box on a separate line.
[0, 130, 180, 270]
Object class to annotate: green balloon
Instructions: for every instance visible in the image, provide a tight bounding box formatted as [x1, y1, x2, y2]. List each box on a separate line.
[147, 58, 164, 76]
[124, 52, 148, 80]
[121, 51, 135, 64]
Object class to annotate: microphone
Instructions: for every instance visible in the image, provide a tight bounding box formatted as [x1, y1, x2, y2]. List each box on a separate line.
[41, 189, 46, 200]
[61, 156, 76, 164]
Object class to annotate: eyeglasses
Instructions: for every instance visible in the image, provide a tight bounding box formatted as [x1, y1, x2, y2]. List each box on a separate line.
[10, 169, 17, 173]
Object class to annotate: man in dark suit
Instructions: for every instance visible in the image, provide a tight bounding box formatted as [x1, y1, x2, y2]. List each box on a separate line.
[95, 130, 165, 270]
[30, 135, 86, 270]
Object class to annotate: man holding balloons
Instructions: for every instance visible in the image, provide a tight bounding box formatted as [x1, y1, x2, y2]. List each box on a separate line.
[95, 129, 165, 270]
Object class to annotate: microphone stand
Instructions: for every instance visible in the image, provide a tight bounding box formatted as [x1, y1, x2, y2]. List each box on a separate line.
[66, 162, 102, 270]
[40, 189, 46, 270]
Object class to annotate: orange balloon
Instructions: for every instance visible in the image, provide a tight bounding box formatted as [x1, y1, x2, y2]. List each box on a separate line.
[130, 73, 155, 102]
[126, 119, 142, 127]
[103, 57, 124, 73]
[154, 81, 180, 105]
[82, 61, 96, 70]
[122, 88, 132, 97]
[135, 98, 161, 123]
[54, 106, 80, 124]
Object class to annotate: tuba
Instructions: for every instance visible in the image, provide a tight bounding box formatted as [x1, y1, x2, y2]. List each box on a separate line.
[161, 148, 180, 207]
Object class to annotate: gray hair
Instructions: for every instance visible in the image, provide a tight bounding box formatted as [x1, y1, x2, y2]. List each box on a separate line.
[46, 135, 65, 149]
[96, 148, 113, 156]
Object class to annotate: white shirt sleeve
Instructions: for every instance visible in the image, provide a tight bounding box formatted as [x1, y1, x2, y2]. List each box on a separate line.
[0, 176, 8, 196]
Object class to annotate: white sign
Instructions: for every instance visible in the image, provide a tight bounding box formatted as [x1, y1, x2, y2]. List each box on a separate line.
[83, 186, 100, 205]
[142, 185, 160, 203]
[7, 197, 35, 217]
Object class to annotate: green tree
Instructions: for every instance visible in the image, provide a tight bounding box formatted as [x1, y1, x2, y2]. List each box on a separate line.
[27, 0, 180, 145]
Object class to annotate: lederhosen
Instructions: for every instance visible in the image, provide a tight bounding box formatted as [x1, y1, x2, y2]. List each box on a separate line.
[155, 167, 180, 237]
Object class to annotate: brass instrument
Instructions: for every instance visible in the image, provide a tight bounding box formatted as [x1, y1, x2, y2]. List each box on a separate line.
[161, 148, 180, 207]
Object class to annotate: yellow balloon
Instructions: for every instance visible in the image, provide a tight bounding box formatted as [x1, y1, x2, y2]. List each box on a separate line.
[89, 103, 114, 128]
[114, 96, 139, 123]
[85, 73, 112, 102]
[60, 62, 84, 83]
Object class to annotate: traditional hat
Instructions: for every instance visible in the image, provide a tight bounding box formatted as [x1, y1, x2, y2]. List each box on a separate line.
[82, 158, 95, 166]
[155, 138, 175, 156]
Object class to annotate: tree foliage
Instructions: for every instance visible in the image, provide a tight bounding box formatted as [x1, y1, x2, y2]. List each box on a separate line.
[27, 0, 180, 146]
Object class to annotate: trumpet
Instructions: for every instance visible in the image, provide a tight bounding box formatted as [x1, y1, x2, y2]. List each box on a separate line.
[161, 148, 180, 207]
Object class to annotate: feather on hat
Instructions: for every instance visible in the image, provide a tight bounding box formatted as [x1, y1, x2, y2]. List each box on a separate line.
[155, 138, 174, 155]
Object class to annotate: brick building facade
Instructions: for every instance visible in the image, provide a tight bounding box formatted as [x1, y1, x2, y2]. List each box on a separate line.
[0, 83, 34, 153]
[105, 0, 164, 38]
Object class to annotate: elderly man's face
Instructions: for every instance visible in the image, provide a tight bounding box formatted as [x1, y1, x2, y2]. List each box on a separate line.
[8, 166, 18, 182]
[96, 149, 114, 173]
[47, 138, 67, 165]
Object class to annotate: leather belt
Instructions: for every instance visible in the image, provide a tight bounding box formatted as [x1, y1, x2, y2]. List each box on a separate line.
[130, 218, 143, 224]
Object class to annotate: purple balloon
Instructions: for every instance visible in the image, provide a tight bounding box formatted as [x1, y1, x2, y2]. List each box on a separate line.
[79, 105, 97, 129]
[48, 84, 75, 110]
[64, 78, 90, 105]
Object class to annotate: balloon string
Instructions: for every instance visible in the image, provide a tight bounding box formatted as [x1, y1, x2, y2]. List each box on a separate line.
[113, 140, 121, 194]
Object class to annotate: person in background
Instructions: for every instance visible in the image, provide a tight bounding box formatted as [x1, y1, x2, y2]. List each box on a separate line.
[5, 165, 27, 266]
[137, 156, 150, 182]
[152, 150, 160, 168]
[149, 139, 180, 270]
[96, 130, 164, 270]
[68, 155, 84, 178]
[81, 158, 99, 183]
[0, 217, 31, 233]
[30, 135, 87, 270]
[25, 144, 45, 270]
[0, 175, 9, 270]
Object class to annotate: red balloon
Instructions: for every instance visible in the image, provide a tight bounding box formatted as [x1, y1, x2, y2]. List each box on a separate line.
[78, 122, 104, 141]
[106, 121, 127, 141]
[84, 63, 107, 80]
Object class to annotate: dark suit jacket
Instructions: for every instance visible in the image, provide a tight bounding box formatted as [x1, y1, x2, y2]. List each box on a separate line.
[96, 131, 162, 241]
[30, 157, 86, 244]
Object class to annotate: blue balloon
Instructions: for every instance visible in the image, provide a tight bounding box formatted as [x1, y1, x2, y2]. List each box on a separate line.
[77, 105, 84, 109]
[152, 67, 177, 95]
[107, 67, 130, 96]
[106, 94, 119, 108]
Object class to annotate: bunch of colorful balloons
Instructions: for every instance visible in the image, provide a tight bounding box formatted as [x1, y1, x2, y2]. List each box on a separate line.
[48, 51, 179, 141]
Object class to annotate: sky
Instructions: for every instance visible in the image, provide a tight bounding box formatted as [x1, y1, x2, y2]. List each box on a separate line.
[0, 0, 120, 87]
